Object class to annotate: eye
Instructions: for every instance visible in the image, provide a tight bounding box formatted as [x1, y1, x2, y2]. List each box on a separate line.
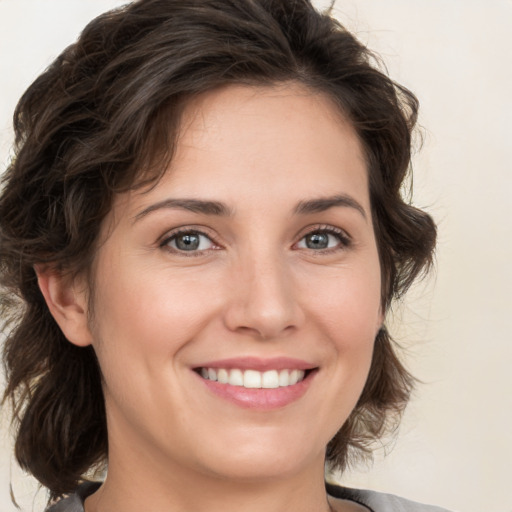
[296, 228, 350, 251]
[161, 230, 216, 253]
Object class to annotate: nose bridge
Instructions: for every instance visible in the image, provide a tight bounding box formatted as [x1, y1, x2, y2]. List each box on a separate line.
[224, 245, 301, 339]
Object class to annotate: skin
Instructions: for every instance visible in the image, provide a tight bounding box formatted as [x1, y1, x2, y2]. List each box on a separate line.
[39, 83, 382, 512]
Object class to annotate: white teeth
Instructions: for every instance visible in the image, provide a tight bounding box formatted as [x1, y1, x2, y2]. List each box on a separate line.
[262, 370, 279, 388]
[217, 368, 229, 384]
[244, 370, 261, 388]
[278, 369, 289, 386]
[230, 369, 244, 386]
[199, 368, 307, 388]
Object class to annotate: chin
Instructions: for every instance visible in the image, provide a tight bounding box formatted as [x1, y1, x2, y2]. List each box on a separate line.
[191, 430, 326, 482]
[202, 454, 316, 482]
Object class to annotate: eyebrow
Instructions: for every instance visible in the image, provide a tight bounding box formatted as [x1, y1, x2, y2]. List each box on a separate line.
[134, 193, 367, 222]
[134, 198, 232, 222]
[294, 194, 367, 220]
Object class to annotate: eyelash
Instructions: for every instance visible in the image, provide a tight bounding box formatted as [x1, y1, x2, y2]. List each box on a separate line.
[297, 225, 352, 253]
[159, 225, 352, 256]
[159, 228, 219, 257]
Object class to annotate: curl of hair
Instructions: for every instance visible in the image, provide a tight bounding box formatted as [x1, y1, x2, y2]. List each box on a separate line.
[0, 0, 436, 499]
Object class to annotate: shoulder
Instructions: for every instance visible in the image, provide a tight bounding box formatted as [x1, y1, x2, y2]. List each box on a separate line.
[45, 482, 101, 512]
[326, 482, 455, 512]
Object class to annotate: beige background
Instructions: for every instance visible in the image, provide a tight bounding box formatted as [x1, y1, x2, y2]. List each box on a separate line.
[1, 1, 511, 511]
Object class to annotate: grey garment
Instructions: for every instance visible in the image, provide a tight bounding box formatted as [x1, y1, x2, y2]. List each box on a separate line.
[46, 482, 101, 512]
[326, 483, 453, 512]
[46, 481, 454, 512]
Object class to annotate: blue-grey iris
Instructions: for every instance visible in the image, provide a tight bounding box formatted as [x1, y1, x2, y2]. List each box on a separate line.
[305, 233, 329, 249]
[176, 233, 200, 251]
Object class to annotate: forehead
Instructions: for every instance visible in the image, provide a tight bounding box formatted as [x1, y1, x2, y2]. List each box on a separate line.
[115, 83, 369, 219]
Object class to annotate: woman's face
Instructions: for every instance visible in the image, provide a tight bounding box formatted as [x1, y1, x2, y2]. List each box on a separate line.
[83, 84, 382, 482]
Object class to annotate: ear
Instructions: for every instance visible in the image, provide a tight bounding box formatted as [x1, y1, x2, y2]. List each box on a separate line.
[35, 266, 93, 347]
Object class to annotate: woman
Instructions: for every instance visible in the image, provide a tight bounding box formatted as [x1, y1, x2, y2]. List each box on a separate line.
[0, 0, 443, 511]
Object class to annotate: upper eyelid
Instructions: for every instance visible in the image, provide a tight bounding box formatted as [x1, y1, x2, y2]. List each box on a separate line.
[296, 224, 352, 241]
[293, 226, 353, 252]
[156, 235, 214, 262]
[159, 226, 218, 244]
[157, 224, 352, 250]
[159, 230, 220, 257]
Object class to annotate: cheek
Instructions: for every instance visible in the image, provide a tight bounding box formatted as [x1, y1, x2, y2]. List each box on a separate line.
[299, 264, 380, 441]
[90, 261, 221, 362]
[302, 264, 382, 342]
[88, 264, 217, 421]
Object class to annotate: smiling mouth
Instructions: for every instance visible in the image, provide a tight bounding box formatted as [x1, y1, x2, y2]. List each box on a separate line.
[196, 367, 314, 389]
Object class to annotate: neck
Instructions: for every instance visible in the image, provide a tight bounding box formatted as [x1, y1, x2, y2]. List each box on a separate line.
[85, 439, 333, 512]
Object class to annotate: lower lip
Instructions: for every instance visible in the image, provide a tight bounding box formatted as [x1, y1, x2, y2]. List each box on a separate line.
[195, 370, 316, 410]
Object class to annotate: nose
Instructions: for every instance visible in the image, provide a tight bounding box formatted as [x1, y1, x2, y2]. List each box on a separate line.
[223, 253, 304, 340]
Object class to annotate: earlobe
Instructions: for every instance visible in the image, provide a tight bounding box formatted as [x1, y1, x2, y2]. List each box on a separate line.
[35, 266, 93, 347]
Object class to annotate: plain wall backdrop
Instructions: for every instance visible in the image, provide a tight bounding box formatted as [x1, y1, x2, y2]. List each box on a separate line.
[1, 1, 511, 511]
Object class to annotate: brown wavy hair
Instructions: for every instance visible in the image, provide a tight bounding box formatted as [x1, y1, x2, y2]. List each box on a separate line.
[0, 0, 436, 500]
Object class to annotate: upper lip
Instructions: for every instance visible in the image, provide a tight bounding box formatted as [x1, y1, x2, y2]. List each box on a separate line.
[194, 356, 316, 372]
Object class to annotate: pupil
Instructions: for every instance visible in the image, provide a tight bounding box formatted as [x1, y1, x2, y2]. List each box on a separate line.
[306, 233, 328, 249]
[176, 234, 200, 251]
